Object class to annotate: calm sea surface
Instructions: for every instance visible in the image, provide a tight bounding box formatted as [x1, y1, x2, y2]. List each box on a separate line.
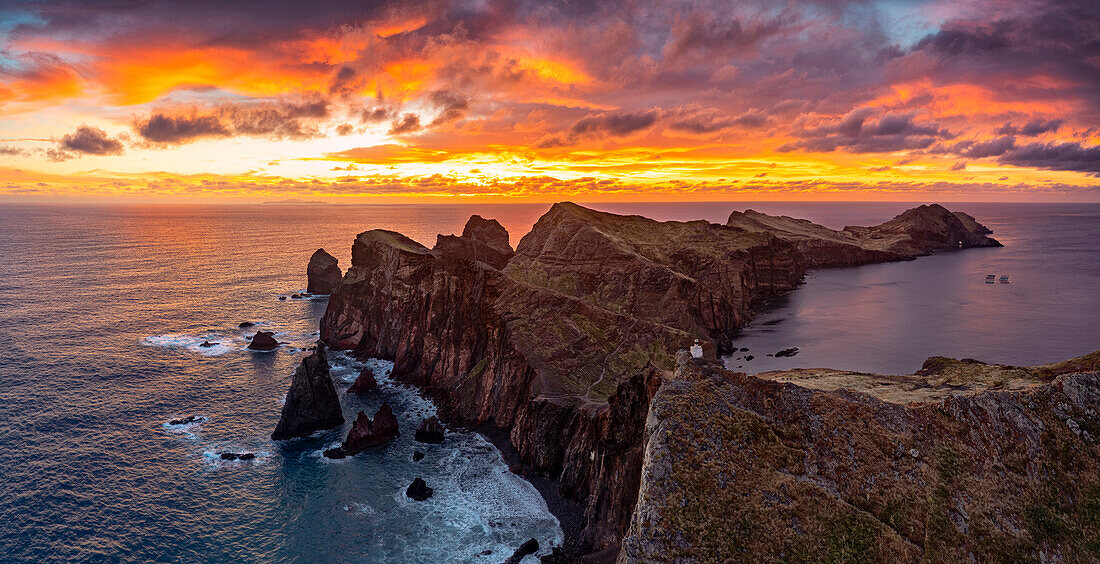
[0, 202, 1096, 562]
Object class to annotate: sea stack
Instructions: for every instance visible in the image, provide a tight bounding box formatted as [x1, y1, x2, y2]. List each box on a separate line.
[306, 248, 342, 294]
[347, 367, 378, 393]
[331, 403, 399, 457]
[271, 342, 344, 440]
[414, 417, 445, 444]
[247, 331, 279, 351]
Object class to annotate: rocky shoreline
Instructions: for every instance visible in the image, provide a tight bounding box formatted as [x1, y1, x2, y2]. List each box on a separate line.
[291, 202, 1098, 560]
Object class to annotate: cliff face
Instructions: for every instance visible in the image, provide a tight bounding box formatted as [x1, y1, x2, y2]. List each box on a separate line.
[319, 202, 1004, 556]
[620, 351, 1100, 563]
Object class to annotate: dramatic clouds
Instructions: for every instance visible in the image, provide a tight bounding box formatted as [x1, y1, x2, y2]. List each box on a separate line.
[136, 114, 230, 144]
[47, 125, 124, 160]
[0, 0, 1096, 199]
[782, 110, 951, 153]
[1000, 143, 1100, 174]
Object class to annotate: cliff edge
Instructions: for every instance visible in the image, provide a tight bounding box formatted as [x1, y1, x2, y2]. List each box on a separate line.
[620, 350, 1100, 562]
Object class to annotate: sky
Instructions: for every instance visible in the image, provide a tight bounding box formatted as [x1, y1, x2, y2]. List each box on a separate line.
[0, 0, 1097, 203]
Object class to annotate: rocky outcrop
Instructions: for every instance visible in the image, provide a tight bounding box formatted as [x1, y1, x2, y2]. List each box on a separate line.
[319, 202, 1004, 558]
[219, 452, 255, 461]
[338, 403, 399, 455]
[503, 538, 539, 564]
[620, 350, 1100, 562]
[414, 416, 445, 444]
[432, 214, 514, 269]
[406, 477, 433, 501]
[247, 331, 279, 351]
[347, 367, 377, 393]
[271, 343, 344, 440]
[307, 248, 342, 294]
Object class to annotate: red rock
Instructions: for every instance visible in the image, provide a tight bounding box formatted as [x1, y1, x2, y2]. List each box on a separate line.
[347, 367, 377, 393]
[340, 403, 399, 454]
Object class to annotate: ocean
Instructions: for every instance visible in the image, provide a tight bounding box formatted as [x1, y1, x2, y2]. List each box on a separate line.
[0, 202, 1096, 562]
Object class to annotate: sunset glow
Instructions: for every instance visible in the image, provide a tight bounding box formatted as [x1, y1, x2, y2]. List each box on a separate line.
[1, 0, 1097, 202]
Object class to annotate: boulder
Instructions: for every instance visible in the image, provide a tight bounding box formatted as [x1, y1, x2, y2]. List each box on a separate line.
[774, 347, 799, 357]
[271, 343, 344, 440]
[502, 538, 539, 564]
[414, 416, 445, 444]
[199, 340, 217, 348]
[307, 248, 342, 294]
[413, 451, 425, 461]
[347, 367, 378, 394]
[239, 321, 254, 328]
[406, 477, 433, 501]
[339, 403, 399, 455]
[247, 331, 279, 351]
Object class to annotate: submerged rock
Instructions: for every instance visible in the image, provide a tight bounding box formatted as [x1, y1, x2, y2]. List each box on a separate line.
[412, 451, 424, 461]
[247, 331, 279, 351]
[774, 347, 799, 357]
[271, 342, 344, 440]
[346, 367, 377, 394]
[168, 415, 205, 426]
[502, 538, 539, 564]
[199, 340, 217, 348]
[337, 403, 399, 455]
[414, 416, 445, 444]
[307, 248, 343, 294]
[406, 477, 433, 501]
[322, 447, 347, 459]
[219, 452, 255, 461]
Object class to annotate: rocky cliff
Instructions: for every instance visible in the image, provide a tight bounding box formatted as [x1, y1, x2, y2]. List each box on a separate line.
[725, 202, 1001, 267]
[319, 202, 1003, 557]
[621, 350, 1100, 562]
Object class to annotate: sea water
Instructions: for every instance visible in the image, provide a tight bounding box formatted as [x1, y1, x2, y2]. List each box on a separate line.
[0, 202, 1096, 561]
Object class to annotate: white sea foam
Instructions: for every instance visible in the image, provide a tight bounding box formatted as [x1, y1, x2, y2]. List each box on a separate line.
[142, 334, 237, 356]
[200, 448, 272, 469]
[331, 356, 562, 562]
[143, 326, 322, 356]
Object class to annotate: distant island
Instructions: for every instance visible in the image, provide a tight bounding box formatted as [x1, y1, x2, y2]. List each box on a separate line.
[261, 199, 330, 205]
[278, 202, 1097, 562]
